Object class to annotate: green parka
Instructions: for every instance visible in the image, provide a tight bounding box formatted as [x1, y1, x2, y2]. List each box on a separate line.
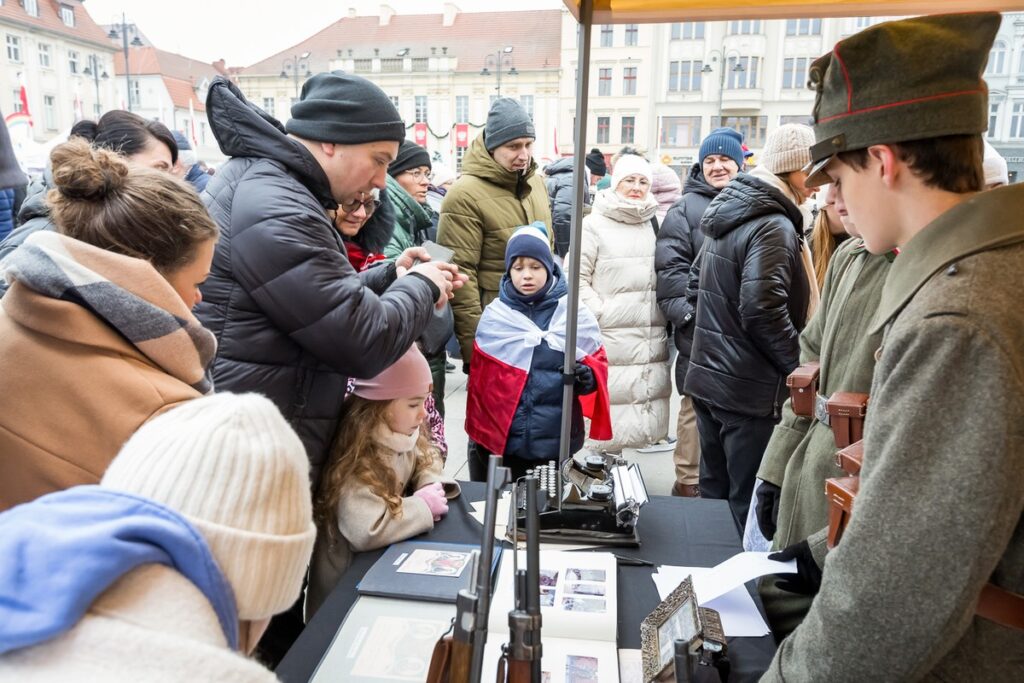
[755, 236, 892, 638]
[383, 174, 435, 260]
[437, 133, 552, 362]
[764, 184, 1024, 682]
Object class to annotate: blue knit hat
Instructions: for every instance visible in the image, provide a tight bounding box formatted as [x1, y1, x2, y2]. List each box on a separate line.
[505, 222, 553, 275]
[698, 127, 745, 167]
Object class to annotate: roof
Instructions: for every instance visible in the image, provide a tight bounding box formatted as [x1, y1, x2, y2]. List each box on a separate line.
[244, 9, 562, 75]
[0, 0, 112, 49]
[113, 47, 223, 111]
[562, 0, 1024, 23]
[162, 77, 205, 112]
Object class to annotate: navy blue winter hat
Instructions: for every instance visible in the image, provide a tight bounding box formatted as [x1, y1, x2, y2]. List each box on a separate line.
[505, 222, 553, 275]
[172, 130, 192, 152]
[286, 71, 406, 144]
[698, 127, 745, 167]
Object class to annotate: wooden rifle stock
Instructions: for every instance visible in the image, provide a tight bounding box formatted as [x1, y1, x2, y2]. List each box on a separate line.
[505, 659, 532, 683]
[448, 640, 474, 683]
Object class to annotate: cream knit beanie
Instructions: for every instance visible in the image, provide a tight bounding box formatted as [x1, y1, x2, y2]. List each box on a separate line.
[611, 153, 653, 190]
[101, 393, 316, 621]
[760, 124, 815, 175]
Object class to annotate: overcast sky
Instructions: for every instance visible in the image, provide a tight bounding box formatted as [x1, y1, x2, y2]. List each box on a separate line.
[84, 0, 566, 67]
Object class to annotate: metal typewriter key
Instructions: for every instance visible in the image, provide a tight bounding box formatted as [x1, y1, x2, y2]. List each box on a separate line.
[584, 454, 605, 472]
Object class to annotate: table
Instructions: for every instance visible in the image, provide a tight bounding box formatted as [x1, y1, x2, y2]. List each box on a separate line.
[277, 482, 776, 682]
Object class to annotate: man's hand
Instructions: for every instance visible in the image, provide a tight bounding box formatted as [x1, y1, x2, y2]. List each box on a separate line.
[769, 540, 823, 595]
[398, 249, 468, 308]
[395, 246, 429, 276]
[756, 480, 782, 540]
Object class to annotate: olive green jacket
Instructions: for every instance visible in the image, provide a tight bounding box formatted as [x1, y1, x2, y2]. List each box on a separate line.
[437, 133, 552, 362]
[764, 184, 1024, 682]
[756, 237, 891, 637]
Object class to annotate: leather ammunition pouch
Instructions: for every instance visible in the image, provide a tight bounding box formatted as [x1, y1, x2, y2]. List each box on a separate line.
[825, 392, 869, 448]
[787, 362, 820, 418]
[825, 475, 859, 549]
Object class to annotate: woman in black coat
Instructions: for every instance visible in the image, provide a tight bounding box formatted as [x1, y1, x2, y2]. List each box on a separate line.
[683, 124, 818, 531]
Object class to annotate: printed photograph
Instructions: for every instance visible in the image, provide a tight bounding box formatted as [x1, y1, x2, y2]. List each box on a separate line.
[565, 654, 600, 683]
[540, 588, 556, 607]
[395, 549, 470, 578]
[565, 582, 606, 597]
[561, 596, 607, 613]
[567, 568, 606, 583]
[539, 569, 560, 587]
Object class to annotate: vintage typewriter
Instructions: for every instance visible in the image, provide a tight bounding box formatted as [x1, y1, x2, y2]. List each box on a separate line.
[508, 451, 649, 546]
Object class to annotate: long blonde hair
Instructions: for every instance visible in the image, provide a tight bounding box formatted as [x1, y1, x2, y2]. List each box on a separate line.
[811, 208, 843, 292]
[315, 394, 439, 539]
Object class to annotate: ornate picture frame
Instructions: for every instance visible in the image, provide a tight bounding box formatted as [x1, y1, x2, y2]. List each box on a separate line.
[639, 575, 699, 682]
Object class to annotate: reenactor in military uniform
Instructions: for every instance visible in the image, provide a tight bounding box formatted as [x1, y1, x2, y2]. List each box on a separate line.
[763, 12, 1024, 681]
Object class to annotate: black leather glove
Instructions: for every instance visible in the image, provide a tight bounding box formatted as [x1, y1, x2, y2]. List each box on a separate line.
[755, 481, 782, 541]
[769, 540, 823, 596]
[573, 362, 597, 395]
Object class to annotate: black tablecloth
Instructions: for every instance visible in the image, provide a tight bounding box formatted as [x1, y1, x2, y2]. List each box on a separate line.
[277, 482, 776, 682]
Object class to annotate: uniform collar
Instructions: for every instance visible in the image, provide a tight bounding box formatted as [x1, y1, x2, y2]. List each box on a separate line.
[870, 184, 1024, 334]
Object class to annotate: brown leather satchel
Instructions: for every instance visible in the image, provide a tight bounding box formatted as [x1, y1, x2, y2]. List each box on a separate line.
[787, 361, 820, 417]
[826, 392, 869, 448]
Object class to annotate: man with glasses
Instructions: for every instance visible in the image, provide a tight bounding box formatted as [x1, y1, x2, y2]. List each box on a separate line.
[655, 127, 744, 497]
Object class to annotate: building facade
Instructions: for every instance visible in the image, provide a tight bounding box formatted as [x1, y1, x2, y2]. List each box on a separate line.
[985, 12, 1024, 182]
[1, 0, 117, 146]
[235, 5, 562, 170]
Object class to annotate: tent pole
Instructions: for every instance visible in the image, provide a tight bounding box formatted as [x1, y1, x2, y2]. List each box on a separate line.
[557, 0, 594, 484]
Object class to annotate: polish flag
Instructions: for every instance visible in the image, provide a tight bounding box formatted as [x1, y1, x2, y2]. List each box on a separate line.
[465, 296, 611, 455]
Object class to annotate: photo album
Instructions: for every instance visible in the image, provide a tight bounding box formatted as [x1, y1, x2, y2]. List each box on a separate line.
[356, 540, 502, 603]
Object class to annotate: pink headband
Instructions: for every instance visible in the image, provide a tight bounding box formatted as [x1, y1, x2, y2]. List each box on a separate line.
[351, 345, 433, 401]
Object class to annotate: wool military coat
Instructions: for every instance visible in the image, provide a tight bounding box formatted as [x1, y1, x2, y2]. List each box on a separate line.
[765, 184, 1024, 682]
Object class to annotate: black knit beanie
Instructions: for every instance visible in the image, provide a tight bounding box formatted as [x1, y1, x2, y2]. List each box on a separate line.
[585, 148, 607, 177]
[388, 140, 432, 177]
[286, 71, 405, 144]
[484, 97, 535, 152]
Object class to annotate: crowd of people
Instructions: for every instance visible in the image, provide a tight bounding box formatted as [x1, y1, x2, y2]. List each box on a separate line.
[0, 10, 1020, 682]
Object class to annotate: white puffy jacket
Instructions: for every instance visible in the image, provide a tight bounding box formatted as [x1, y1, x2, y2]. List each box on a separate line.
[577, 189, 671, 451]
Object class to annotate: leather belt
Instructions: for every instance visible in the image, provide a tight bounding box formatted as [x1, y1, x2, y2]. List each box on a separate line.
[977, 582, 1024, 631]
[814, 393, 831, 427]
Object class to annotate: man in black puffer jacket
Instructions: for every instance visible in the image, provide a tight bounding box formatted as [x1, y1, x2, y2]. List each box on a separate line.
[683, 166, 810, 532]
[197, 75, 461, 488]
[656, 127, 745, 498]
[543, 157, 589, 257]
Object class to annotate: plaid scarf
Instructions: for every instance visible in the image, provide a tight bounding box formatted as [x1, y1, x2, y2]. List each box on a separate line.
[3, 231, 216, 394]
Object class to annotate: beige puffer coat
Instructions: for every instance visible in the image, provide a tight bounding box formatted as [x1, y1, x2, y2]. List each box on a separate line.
[577, 188, 671, 451]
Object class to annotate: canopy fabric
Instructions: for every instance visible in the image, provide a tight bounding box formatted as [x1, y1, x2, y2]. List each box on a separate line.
[563, 0, 1024, 23]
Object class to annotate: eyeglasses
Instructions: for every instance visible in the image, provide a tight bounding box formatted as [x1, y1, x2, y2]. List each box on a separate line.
[339, 193, 381, 216]
[401, 169, 431, 181]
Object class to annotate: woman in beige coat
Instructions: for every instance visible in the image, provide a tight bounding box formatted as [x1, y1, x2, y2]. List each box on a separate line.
[578, 154, 671, 452]
[0, 139, 218, 511]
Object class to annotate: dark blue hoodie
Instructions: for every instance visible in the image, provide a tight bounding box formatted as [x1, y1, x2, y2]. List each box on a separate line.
[500, 262, 585, 460]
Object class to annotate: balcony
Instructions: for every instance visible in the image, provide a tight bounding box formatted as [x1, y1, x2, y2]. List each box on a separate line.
[721, 88, 763, 111]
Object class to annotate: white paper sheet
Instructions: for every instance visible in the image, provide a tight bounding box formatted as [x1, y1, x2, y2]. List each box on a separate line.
[617, 648, 644, 683]
[683, 551, 796, 603]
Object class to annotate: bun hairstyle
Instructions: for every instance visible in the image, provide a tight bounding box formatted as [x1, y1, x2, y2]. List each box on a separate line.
[70, 110, 178, 165]
[48, 138, 218, 273]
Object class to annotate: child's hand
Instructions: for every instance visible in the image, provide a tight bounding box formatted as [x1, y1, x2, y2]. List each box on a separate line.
[573, 362, 597, 395]
[413, 482, 449, 521]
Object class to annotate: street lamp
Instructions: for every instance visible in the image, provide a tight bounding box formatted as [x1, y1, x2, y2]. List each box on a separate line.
[107, 14, 143, 112]
[480, 46, 517, 97]
[281, 52, 311, 99]
[82, 54, 109, 118]
[702, 49, 745, 124]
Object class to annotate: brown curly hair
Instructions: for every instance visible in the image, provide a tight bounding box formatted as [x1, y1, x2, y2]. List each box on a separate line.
[315, 394, 440, 540]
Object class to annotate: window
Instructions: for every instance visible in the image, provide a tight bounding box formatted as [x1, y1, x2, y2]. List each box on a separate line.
[12, 89, 23, 113]
[600, 25, 613, 48]
[786, 19, 822, 36]
[415, 95, 427, 123]
[389, 95, 400, 110]
[412, 58, 428, 72]
[129, 80, 140, 108]
[6, 35, 21, 63]
[262, 97, 274, 114]
[596, 116, 610, 144]
[68, 49, 79, 74]
[456, 95, 469, 122]
[854, 17, 875, 30]
[711, 115, 768, 146]
[353, 58, 371, 72]
[520, 95, 534, 120]
[727, 56, 759, 89]
[380, 58, 403, 72]
[622, 67, 637, 96]
[625, 24, 639, 46]
[989, 103, 999, 138]
[671, 22, 704, 40]
[621, 116, 635, 144]
[660, 116, 701, 147]
[455, 146, 466, 172]
[59, 4, 74, 27]
[728, 20, 762, 35]
[598, 68, 612, 96]
[987, 41, 1007, 75]
[43, 94, 56, 130]
[1011, 102, 1024, 139]
[668, 60, 703, 92]
[780, 114, 814, 126]
[782, 58, 811, 90]
[38, 43, 51, 68]
[24, 0, 39, 17]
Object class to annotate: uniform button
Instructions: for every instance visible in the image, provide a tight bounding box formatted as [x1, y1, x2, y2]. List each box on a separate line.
[874, 346, 883, 362]
[946, 263, 959, 276]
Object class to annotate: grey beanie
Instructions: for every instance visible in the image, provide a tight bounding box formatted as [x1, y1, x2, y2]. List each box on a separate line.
[286, 71, 406, 144]
[484, 97, 535, 152]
